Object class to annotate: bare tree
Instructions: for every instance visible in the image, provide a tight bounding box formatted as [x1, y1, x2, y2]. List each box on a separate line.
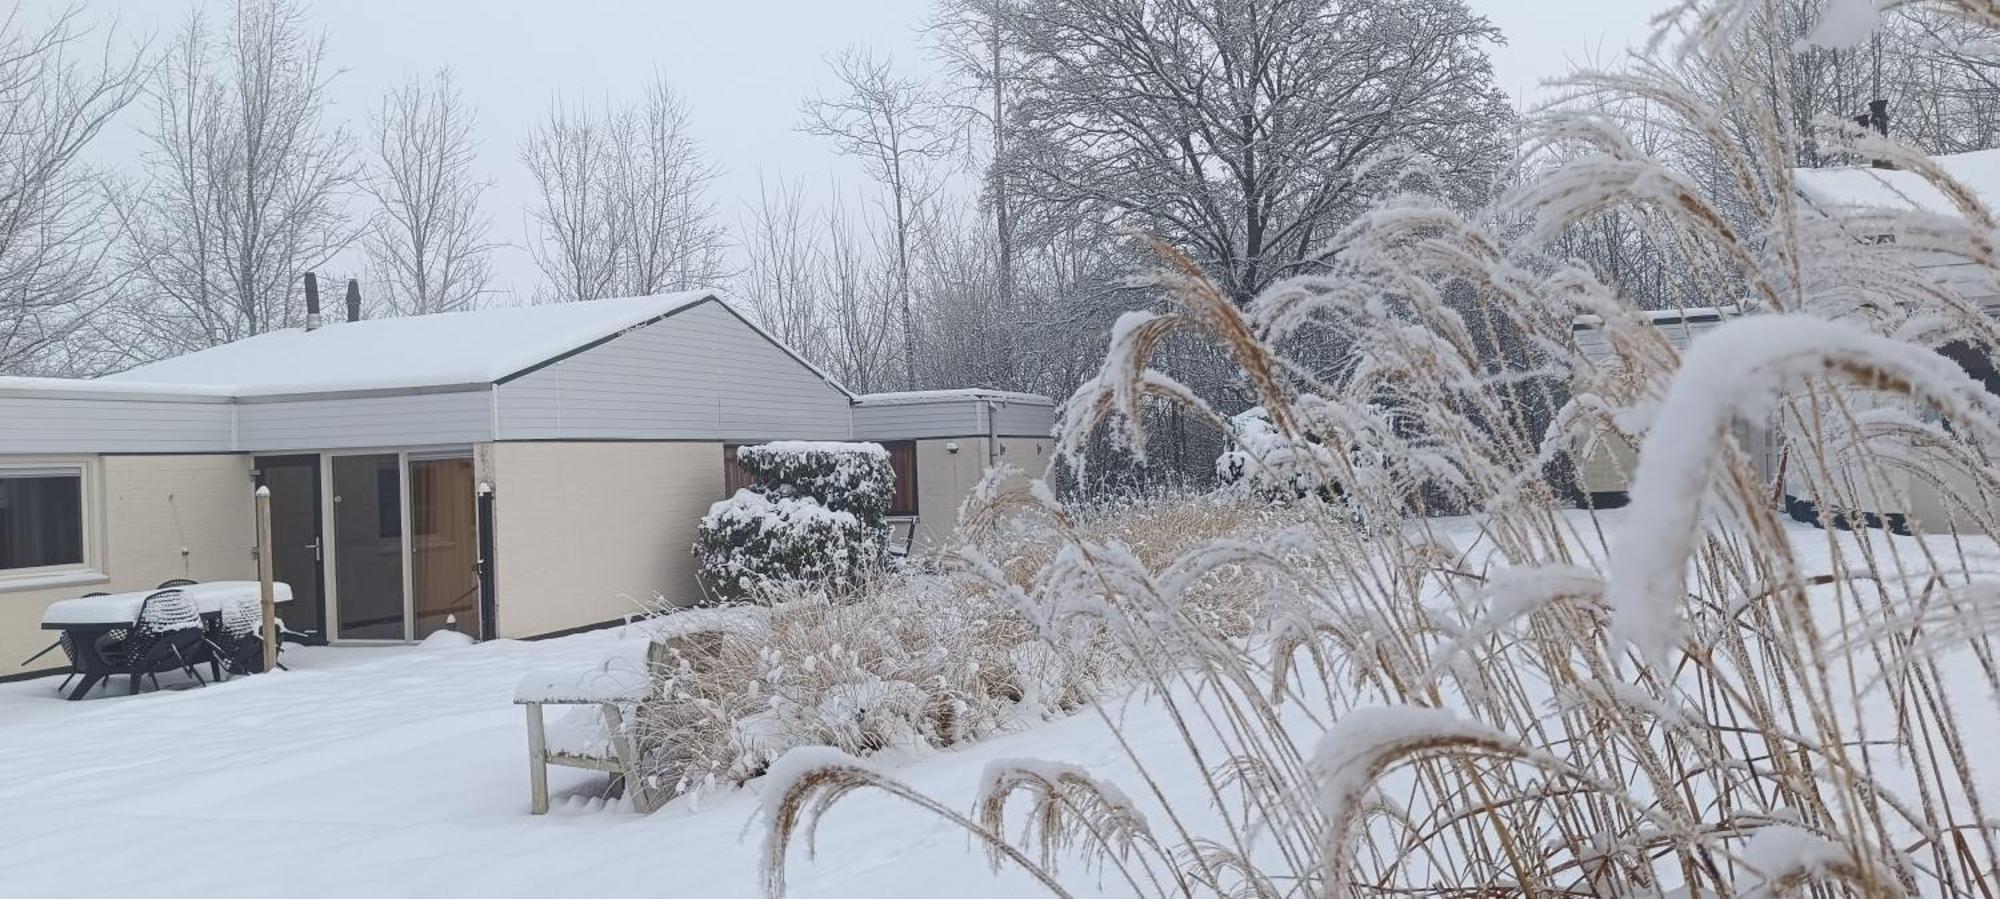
[801, 47, 956, 388]
[997, 0, 1514, 303]
[929, 0, 1018, 311]
[524, 83, 728, 302]
[122, 0, 356, 355]
[521, 100, 616, 303]
[605, 82, 728, 296]
[0, 5, 143, 375]
[361, 69, 494, 316]
[819, 190, 897, 393]
[738, 174, 825, 360]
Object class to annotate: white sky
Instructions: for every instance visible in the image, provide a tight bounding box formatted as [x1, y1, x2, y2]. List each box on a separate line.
[39, 0, 1663, 303]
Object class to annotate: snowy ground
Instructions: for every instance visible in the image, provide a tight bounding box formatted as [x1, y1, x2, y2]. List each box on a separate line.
[6, 512, 1999, 898]
[0, 620, 1203, 898]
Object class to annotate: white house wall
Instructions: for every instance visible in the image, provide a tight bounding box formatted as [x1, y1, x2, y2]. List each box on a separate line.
[494, 300, 853, 441]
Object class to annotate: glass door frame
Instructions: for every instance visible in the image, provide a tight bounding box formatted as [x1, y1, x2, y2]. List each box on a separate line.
[318, 446, 474, 644]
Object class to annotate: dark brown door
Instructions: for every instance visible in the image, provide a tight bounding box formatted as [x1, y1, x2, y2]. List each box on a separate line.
[253, 455, 326, 637]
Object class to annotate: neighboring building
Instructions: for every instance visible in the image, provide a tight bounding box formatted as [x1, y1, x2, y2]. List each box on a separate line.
[1568, 306, 1749, 507]
[1569, 148, 2000, 527]
[0, 292, 1053, 678]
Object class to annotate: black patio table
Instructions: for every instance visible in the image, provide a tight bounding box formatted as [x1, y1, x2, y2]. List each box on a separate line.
[38, 582, 294, 700]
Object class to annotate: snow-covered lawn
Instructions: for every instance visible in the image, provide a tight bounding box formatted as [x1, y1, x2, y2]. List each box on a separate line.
[0, 620, 1195, 898]
[9, 512, 2000, 898]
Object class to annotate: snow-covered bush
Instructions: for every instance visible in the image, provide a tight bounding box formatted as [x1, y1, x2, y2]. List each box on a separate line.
[1213, 397, 1395, 501]
[1214, 404, 1341, 498]
[694, 491, 878, 599]
[694, 442, 893, 600]
[735, 441, 895, 526]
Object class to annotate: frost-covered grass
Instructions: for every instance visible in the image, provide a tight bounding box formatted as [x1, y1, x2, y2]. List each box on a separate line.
[636, 490, 1312, 804]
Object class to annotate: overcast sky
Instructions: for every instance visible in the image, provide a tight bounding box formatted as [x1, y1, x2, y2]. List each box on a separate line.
[40, 0, 1664, 303]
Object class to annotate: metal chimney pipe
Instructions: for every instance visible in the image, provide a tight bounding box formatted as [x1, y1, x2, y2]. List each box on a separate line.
[303, 272, 322, 331]
[344, 279, 361, 323]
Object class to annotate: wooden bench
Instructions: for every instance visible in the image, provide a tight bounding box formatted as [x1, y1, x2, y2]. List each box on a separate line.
[513, 659, 659, 814]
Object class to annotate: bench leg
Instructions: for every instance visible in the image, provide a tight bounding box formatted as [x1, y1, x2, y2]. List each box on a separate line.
[526, 703, 549, 815]
[603, 703, 659, 813]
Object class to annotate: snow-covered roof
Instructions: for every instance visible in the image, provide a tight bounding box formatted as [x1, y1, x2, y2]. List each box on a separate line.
[1570, 305, 1743, 330]
[104, 292, 716, 396]
[0, 375, 235, 401]
[1793, 148, 2000, 217]
[854, 388, 1054, 407]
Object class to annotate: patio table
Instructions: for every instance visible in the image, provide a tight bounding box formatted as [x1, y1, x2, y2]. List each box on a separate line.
[39, 582, 293, 701]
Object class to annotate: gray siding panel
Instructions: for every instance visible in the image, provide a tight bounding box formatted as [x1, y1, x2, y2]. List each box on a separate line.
[0, 396, 235, 453]
[495, 300, 853, 441]
[990, 401, 1056, 438]
[851, 402, 979, 439]
[852, 399, 1055, 439]
[236, 390, 493, 451]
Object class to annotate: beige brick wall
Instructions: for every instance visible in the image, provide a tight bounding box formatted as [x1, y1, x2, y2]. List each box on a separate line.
[3, 454, 253, 678]
[487, 441, 725, 637]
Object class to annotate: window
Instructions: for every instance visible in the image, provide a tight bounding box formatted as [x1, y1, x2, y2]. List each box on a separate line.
[0, 469, 85, 572]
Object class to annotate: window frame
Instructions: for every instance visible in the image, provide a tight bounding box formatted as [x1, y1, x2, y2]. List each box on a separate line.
[0, 459, 99, 587]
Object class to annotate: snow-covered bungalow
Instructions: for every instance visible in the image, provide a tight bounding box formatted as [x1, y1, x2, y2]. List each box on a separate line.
[1570, 147, 2000, 523]
[0, 292, 1053, 678]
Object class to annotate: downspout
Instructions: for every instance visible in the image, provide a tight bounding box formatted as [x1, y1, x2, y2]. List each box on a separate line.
[476, 480, 497, 641]
[984, 397, 1000, 466]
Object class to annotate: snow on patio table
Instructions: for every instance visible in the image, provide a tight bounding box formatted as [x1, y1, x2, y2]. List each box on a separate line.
[39, 581, 295, 626]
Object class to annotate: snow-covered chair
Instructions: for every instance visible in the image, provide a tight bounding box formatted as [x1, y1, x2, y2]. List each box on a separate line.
[101, 589, 207, 695]
[513, 656, 657, 814]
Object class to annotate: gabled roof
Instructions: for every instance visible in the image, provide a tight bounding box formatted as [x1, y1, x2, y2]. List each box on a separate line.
[1793, 148, 2000, 217]
[104, 292, 719, 396]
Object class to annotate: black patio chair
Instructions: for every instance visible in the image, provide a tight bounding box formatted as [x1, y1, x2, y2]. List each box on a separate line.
[204, 598, 268, 676]
[97, 589, 208, 695]
[157, 578, 198, 589]
[20, 591, 113, 694]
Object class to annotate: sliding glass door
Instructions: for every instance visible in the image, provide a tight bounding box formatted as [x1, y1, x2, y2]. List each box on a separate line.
[331, 454, 407, 639]
[325, 451, 480, 642]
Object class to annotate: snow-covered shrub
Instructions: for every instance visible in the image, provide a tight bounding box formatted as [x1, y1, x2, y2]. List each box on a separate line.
[694, 442, 893, 600]
[694, 491, 877, 599]
[1213, 397, 1396, 502]
[1214, 405, 1341, 498]
[735, 441, 894, 526]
